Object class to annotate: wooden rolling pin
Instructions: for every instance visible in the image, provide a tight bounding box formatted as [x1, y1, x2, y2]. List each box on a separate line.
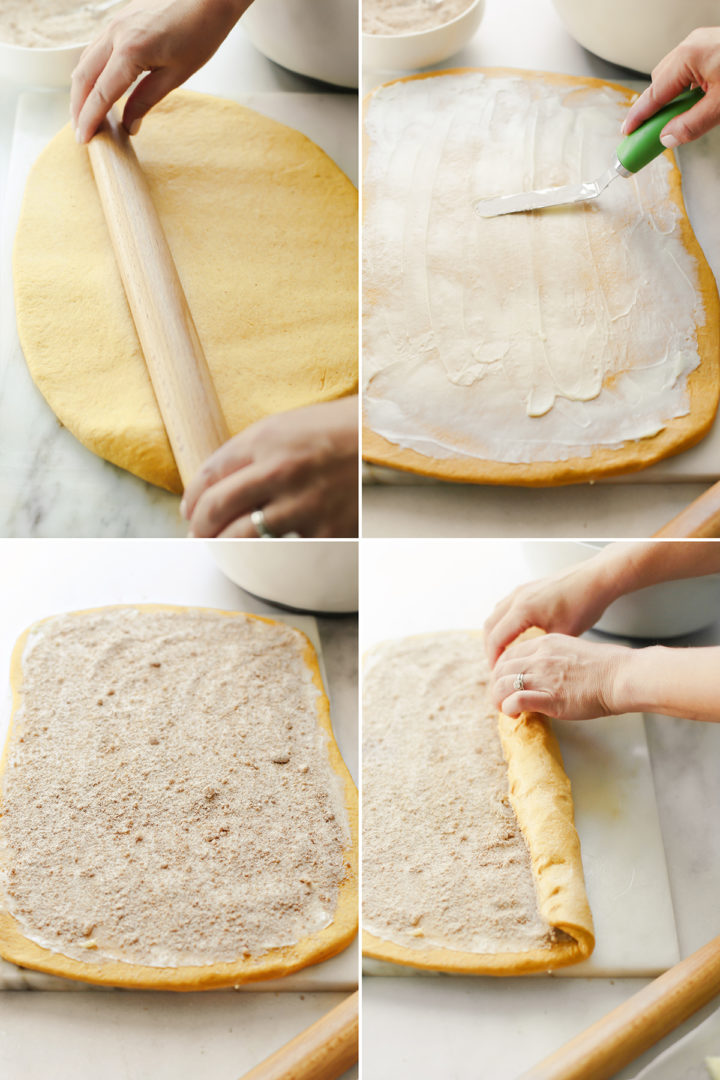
[87, 108, 230, 490]
[654, 481, 720, 538]
[518, 934, 720, 1080]
[239, 991, 358, 1080]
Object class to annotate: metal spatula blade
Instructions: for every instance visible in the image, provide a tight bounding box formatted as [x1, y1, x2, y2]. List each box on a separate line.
[474, 87, 704, 219]
[475, 162, 624, 218]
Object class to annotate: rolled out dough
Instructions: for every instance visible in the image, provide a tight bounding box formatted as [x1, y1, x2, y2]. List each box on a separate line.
[362, 631, 594, 975]
[362, 69, 720, 486]
[14, 90, 358, 493]
[0, 605, 359, 990]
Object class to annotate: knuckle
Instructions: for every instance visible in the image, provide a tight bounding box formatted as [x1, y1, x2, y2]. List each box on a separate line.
[676, 40, 695, 63]
[92, 81, 112, 107]
[672, 116, 695, 142]
[199, 461, 218, 487]
[685, 27, 706, 47]
[194, 491, 223, 535]
[118, 28, 147, 60]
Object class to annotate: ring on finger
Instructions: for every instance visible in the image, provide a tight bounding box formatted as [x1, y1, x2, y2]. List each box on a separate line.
[513, 672, 526, 691]
[250, 508, 277, 539]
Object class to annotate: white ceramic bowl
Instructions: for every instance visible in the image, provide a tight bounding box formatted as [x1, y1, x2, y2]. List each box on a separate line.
[208, 540, 358, 614]
[523, 541, 720, 639]
[242, 0, 358, 88]
[363, 0, 484, 72]
[551, 0, 720, 76]
[0, 39, 86, 88]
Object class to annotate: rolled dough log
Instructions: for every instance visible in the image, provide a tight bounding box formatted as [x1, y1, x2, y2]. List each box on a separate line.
[14, 90, 358, 492]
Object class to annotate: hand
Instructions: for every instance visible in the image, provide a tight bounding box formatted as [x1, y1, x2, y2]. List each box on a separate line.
[483, 562, 617, 667]
[490, 634, 634, 722]
[181, 397, 358, 538]
[621, 27, 720, 147]
[71, 0, 248, 145]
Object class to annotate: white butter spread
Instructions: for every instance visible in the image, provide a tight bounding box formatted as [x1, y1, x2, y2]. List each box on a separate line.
[363, 73, 705, 463]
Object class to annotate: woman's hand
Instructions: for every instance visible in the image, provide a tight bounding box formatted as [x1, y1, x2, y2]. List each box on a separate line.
[622, 27, 720, 147]
[490, 633, 634, 722]
[483, 562, 618, 667]
[492, 636, 720, 726]
[181, 397, 358, 538]
[484, 541, 720, 667]
[71, 0, 248, 144]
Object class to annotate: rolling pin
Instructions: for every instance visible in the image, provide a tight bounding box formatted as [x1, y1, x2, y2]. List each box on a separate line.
[86, 107, 230, 491]
[518, 933, 720, 1080]
[239, 991, 358, 1080]
[654, 481, 720, 538]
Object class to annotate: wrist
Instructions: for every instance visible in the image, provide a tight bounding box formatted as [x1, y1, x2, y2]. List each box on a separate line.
[328, 396, 359, 459]
[574, 546, 629, 615]
[608, 645, 664, 714]
[587, 540, 672, 612]
[208, 0, 249, 22]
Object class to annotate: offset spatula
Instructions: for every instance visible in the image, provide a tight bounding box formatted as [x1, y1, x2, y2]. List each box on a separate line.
[475, 87, 703, 218]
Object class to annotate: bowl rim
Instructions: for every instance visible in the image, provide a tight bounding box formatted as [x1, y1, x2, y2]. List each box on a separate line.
[0, 37, 89, 55]
[361, 0, 483, 42]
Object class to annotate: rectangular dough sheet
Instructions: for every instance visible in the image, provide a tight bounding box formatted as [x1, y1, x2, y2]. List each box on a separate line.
[362, 68, 720, 486]
[0, 605, 358, 990]
[362, 631, 594, 974]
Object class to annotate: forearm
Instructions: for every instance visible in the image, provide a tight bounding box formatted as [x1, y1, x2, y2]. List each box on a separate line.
[585, 541, 720, 603]
[613, 645, 720, 723]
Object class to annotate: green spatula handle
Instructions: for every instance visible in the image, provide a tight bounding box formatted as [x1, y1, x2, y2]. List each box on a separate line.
[617, 87, 704, 173]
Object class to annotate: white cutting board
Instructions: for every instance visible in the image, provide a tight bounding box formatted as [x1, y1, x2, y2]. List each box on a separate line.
[0, 88, 357, 538]
[362, 710, 678, 979]
[360, 541, 679, 978]
[0, 540, 358, 991]
[362, 73, 720, 487]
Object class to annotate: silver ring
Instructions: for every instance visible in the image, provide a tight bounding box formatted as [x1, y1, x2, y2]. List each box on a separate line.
[250, 508, 276, 539]
[513, 673, 525, 691]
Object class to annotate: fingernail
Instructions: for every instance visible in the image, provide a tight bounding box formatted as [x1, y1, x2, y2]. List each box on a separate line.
[127, 118, 141, 136]
[187, 529, 196, 539]
[660, 132, 679, 149]
[75, 127, 84, 144]
[179, 497, 187, 519]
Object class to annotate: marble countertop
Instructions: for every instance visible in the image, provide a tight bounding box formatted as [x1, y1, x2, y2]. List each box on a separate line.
[362, 0, 720, 539]
[361, 539, 720, 1078]
[0, 23, 357, 539]
[0, 537, 358, 1080]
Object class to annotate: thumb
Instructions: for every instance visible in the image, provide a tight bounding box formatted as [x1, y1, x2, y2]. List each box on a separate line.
[121, 67, 182, 134]
[660, 88, 720, 147]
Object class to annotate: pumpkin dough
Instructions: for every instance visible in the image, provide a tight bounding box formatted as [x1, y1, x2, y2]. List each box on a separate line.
[0, 605, 358, 990]
[362, 69, 720, 485]
[362, 631, 594, 974]
[14, 90, 358, 493]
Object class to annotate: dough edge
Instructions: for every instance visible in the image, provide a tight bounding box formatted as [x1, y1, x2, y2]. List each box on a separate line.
[361, 67, 720, 486]
[361, 628, 594, 975]
[0, 603, 358, 991]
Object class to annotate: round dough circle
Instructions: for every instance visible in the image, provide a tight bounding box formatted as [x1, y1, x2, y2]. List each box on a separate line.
[14, 90, 358, 492]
